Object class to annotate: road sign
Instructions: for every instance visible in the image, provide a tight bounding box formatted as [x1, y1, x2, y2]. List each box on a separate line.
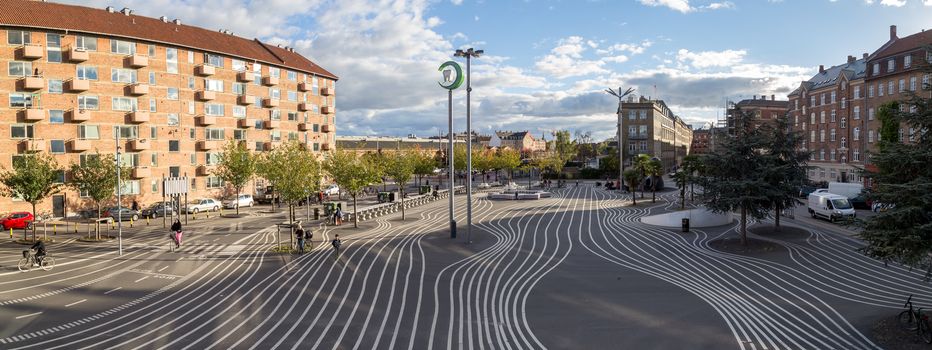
[163, 177, 188, 195]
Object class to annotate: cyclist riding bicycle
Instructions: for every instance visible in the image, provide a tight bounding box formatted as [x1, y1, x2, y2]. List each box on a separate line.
[30, 240, 46, 266]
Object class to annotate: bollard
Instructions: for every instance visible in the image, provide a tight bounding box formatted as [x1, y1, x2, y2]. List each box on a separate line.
[146, 216, 150, 225]
[110, 220, 115, 229]
[9, 227, 12, 239]
[193, 212, 197, 220]
[73, 221, 77, 233]
[53, 224, 57, 235]
[130, 218, 134, 228]
[206, 211, 210, 219]
[220, 207, 223, 217]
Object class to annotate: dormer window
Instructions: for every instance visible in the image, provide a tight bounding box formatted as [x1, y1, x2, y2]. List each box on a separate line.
[873, 63, 880, 75]
[888, 59, 895, 72]
[905, 55, 912, 68]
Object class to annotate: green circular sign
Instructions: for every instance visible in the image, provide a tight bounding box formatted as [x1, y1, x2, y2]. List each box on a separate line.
[438, 61, 464, 90]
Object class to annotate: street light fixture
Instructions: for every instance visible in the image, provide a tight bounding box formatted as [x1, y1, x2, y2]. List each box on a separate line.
[454, 47, 482, 244]
[605, 87, 635, 190]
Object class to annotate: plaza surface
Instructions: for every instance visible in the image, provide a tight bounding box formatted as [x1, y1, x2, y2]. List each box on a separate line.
[0, 185, 926, 349]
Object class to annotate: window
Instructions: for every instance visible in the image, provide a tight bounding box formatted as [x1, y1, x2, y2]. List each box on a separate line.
[638, 125, 648, 136]
[819, 149, 825, 161]
[269, 67, 280, 78]
[868, 108, 875, 121]
[830, 129, 836, 142]
[899, 79, 906, 92]
[640, 141, 647, 151]
[853, 106, 860, 120]
[168, 166, 180, 177]
[8, 61, 31, 77]
[910, 77, 917, 91]
[820, 111, 825, 124]
[830, 91, 836, 103]
[205, 128, 224, 140]
[167, 88, 179, 100]
[204, 53, 224, 68]
[639, 110, 647, 119]
[187, 51, 194, 64]
[888, 81, 894, 95]
[205, 152, 221, 165]
[46, 33, 61, 63]
[270, 130, 281, 141]
[853, 127, 860, 141]
[820, 129, 825, 142]
[76, 65, 98, 80]
[313, 143, 319, 151]
[853, 149, 860, 162]
[190, 154, 196, 165]
[48, 79, 62, 94]
[186, 77, 195, 89]
[7, 30, 30, 45]
[113, 125, 138, 139]
[188, 102, 195, 115]
[287, 112, 298, 121]
[255, 120, 264, 129]
[11, 124, 33, 138]
[207, 177, 223, 188]
[831, 149, 837, 161]
[77, 125, 99, 139]
[313, 124, 320, 132]
[252, 63, 262, 85]
[810, 113, 815, 124]
[841, 99, 846, 109]
[233, 83, 246, 95]
[854, 86, 860, 99]
[878, 83, 884, 96]
[888, 59, 895, 72]
[49, 110, 64, 124]
[50, 140, 65, 154]
[840, 118, 846, 129]
[269, 88, 280, 100]
[287, 91, 298, 102]
[146, 98, 155, 113]
[872, 63, 880, 75]
[841, 137, 847, 149]
[166, 48, 178, 74]
[78, 95, 99, 110]
[270, 110, 281, 120]
[288, 132, 298, 141]
[810, 130, 816, 143]
[868, 130, 874, 143]
[899, 129, 904, 142]
[151, 180, 158, 193]
[76, 35, 96, 51]
[287, 71, 297, 81]
[110, 39, 136, 55]
[205, 103, 224, 116]
[868, 85, 874, 97]
[111, 68, 137, 83]
[925, 74, 931, 90]
[169, 140, 180, 152]
[147, 44, 156, 57]
[627, 111, 636, 120]
[149, 72, 156, 85]
[233, 106, 246, 118]
[167, 113, 179, 126]
[232, 59, 246, 71]
[118, 180, 140, 195]
[112, 97, 138, 111]
[255, 142, 266, 151]
[190, 128, 196, 139]
[821, 94, 826, 105]
[810, 96, 815, 106]
[830, 110, 836, 123]
[234, 129, 247, 140]
[205, 79, 223, 92]
[905, 55, 912, 68]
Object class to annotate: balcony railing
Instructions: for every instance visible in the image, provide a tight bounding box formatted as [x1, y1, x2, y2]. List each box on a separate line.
[298, 103, 309, 112]
[20, 139, 44, 152]
[18, 76, 44, 90]
[66, 46, 89, 62]
[298, 123, 309, 131]
[126, 54, 148, 68]
[129, 139, 151, 151]
[20, 108, 44, 122]
[68, 109, 90, 123]
[237, 118, 255, 129]
[320, 87, 333, 96]
[197, 165, 215, 176]
[237, 95, 254, 105]
[262, 76, 279, 86]
[264, 120, 280, 129]
[128, 83, 148, 96]
[321, 124, 332, 133]
[17, 44, 42, 60]
[195, 65, 215, 76]
[236, 71, 252, 82]
[132, 167, 151, 179]
[128, 111, 149, 123]
[68, 139, 90, 152]
[197, 140, 218, 151]
[66, 78, 89, 92]
[263, 98, 279, 108]
[197, 115, 217, 126]
[196, 90, 216, 101]
[298, 82, 310, 92]
[321, 106, 332, 114]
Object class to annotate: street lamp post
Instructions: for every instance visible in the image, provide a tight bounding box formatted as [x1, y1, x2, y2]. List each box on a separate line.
[455, 48, 482, 244]
[438, 61, 464, 239]
[115, 132, 123, 256]
[605, 87, 635, 189]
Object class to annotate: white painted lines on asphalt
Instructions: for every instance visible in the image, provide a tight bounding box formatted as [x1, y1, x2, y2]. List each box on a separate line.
[15, 312, 42, 319]
[158, 266, 169, 272]
[65, 299, 87, 307]
[104, 287, 122, 295]
[134, 276, 149, 283]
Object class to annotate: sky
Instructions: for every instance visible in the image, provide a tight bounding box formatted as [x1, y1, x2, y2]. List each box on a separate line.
[65, 0, 932, 141]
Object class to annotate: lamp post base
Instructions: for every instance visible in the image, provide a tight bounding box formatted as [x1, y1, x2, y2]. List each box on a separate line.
[450, 220, 457, 239]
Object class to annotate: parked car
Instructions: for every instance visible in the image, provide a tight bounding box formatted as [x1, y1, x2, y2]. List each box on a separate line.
[1, 212, 34, 230]
[142, 202, 176, 218]
[808, 192, 856, 223]
[187, 198, 221, 214]
[323, 184, 340, 196]
[798, 185, 818, 198]
[849, 191, 872, 210]
[224, 194, 255, 209]
[104, 207, 139, 221]
[872, 202, 895, 213]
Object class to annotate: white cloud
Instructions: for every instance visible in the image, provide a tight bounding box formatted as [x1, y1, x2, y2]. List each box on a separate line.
[451, 0, 464, 4]
[676, 48, 747, 68]
[879, 0, 906, 6]
[535, 36, 609, 79]
[703, 1, 735, 10]
[638, 0, 693, 13]
[925, 0, 932, 6]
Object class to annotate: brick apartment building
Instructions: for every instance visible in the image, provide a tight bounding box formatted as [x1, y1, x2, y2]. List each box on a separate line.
[488, 131, 547, 154]
[0, 0, 337, 216]
[689, 128, 711, 155]
[726, 95, 790, 134]
[620, 96, 693, 171]
[789, 25, 931, 184]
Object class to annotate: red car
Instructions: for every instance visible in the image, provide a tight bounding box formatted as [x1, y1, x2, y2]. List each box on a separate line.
[1, 212, 34, 230]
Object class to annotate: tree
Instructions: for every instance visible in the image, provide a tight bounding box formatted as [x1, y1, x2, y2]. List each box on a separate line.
[550, 130, 577, 178]
[257, 141, 321, 249]
[623, 169, 642, 206]
[383, 151, 415, 220]
[696, 107, 773, 246]
[645, 158, 663, 203]
[760, 115, 810, 231]
[0, 152, 63, 242]
[363, 151, 389, 191]
[325, 150, 381, 228]
[213, 140, 256, 216]
[68, 152, 130, 240]
[632, 154, 653, 198]
[680, 154, 704, 202]
[858, 66, 932, 271]
[496, 148, 522, 181]
[411, 149, 436, 186]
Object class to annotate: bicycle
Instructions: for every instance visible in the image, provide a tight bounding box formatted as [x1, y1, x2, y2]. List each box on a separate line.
[17, 249, 54, 272]
[898, 294, 932, 343]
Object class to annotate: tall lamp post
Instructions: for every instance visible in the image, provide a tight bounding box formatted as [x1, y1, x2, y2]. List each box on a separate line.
[438, 61, 464, 238]
[605, 87, 635, 189]
[454, 47, 482, 244]
[115, 132, 123, 256]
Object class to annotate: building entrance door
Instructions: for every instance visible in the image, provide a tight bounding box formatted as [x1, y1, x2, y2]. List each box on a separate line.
[52, 195, 65, 218]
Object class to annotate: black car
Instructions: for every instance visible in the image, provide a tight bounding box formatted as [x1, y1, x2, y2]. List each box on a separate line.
[798, 185, 818, 198]
[141, 202, 176, 218]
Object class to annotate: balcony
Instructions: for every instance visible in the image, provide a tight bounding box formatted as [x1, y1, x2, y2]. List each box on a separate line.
[131, 167, 151, 179]
[262, 76, 279, 86]
[237, 118, 255, 128]
[17, 44, 42, 60]
[20, 108, 43, 122]
[66, 79, 89, 92]
[66, 47, 89, 62]
[197, 140, 218, 151]
[236, 71, 252, 82]
[320, 87, 332, 96]
[237, 95, 254, 105]
[68, 139, 91, 152]
[126, 54, 148, 68]
[321, 106, 332, 114]
[20, 139, 44, 152]
[18, 76, 44, 90]
[68, 109, 91, 122]
[128, 111, 149, 123]
[263, 98, 279, 108]
[262, 142, 274, 151]
[264, 120, 280, 129]
[298, 82, 310, 92]
[321, 124, 332, 133]
[128, 83, 148, 96]
[197, 165, 215, 176]
[195, 65, 215, 76]
[321, 143, 331, 151]
[298, 123, 309, 131]
[298, 103, 309, 112]
[196, 90, 216, 101]
[129, 139, 151, 151]
[197, 115, 217, 126]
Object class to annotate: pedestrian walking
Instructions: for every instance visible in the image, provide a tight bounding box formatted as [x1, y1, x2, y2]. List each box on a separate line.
[317, 191, 324, 204]
[304, 227, 314, 250]
[170, 219, 182, 250]
[295, 225, 305, 254]
[131, 200, 139, 211]
[334, 207, 343, 226]
[331, 234, 342, 259]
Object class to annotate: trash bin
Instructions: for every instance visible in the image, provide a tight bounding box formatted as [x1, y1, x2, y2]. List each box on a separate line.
[378, 192, 389, 203]
[314, 208, 320, 220]
[419, 185, 431, 195]
[681, 218, 690, 233]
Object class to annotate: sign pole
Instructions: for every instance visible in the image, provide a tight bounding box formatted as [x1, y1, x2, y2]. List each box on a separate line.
[438, 61, 463, 239]
[116, 132, 122, 256]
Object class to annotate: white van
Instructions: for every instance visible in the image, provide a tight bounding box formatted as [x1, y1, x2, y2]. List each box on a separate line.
[808, 192, 856, 222]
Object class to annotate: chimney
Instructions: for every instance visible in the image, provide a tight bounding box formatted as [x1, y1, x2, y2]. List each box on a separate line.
[771, 95, 775, 101]
[890, 25, 897, 40]
[752, 95, 757, 100]
[863, 53, 868, 59]
[159, 16, 169, 23]
[105, 6, 115, 13]
[121, 7, 131, 16]
[847, 55, 856, 64]
[173, 19, 181, 25]
[819, 65, 825, 74]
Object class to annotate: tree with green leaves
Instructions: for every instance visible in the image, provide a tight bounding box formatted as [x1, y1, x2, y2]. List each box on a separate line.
[623, 169, 642, 206]
[411, 149, 437, 186]
[859, 74, 932, 271]
[0, 152, 63, 242]
[645, 158, 663, 203]
[680, 154, 704, 202]
[550, 130, 577, 178]
[325, 150, 382, 228]
[760, 115, 810, 231]
[632, 154, 654, 199]
[68, 152, 130, 239]
[383, 150, 415, 220]
[257, 141, 321, 249]
[696, 107, 773, 246]
[496, 148, 522, 182]
[213, 140, 257, 216]
[363, 151, 389, 191]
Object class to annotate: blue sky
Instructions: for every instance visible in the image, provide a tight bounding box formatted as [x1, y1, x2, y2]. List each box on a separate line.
[70, 0, 932, 140]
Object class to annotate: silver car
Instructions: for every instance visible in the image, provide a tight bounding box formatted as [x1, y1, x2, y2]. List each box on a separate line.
[186, 198, 221, 214]
[223, 194, 255, 209]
